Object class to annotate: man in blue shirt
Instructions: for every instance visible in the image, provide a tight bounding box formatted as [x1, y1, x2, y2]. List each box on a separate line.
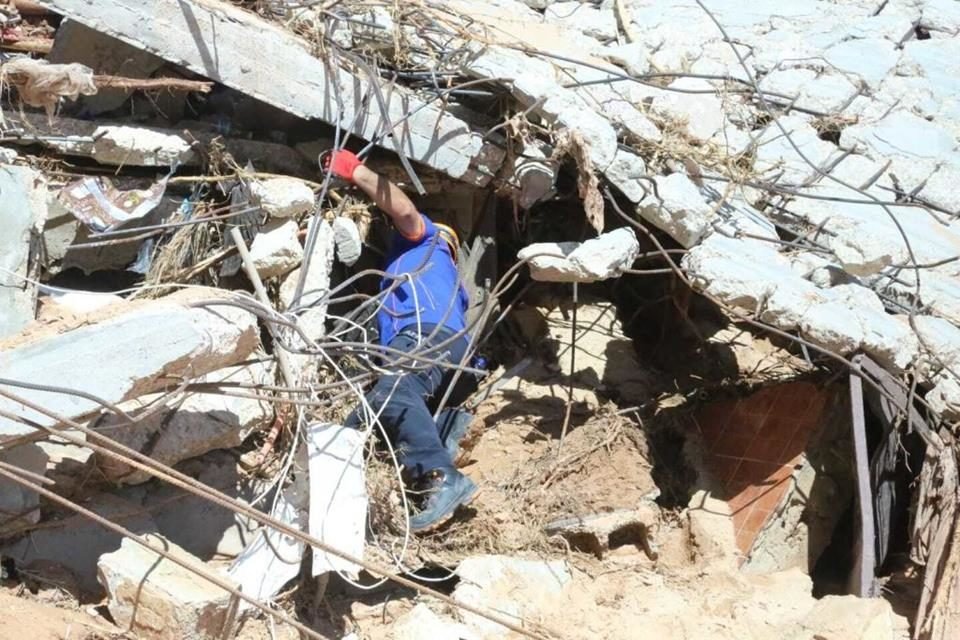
[327, 149, 478, 532]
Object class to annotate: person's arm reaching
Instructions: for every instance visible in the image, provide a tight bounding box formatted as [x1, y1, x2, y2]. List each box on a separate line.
[325, 150, 423, 239]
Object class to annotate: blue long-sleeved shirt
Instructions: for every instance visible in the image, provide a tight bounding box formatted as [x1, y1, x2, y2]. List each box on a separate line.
[377, 214, 468, 346]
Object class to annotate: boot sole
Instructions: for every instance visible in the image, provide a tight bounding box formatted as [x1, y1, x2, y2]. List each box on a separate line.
[410, 482, 480, 534]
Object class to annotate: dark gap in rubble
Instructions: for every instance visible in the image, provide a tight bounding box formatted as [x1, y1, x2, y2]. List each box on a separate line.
[46, 266, 142, 293]
[646, 421, 697, 508]
[817, 127, 842, 145]
[811, 501, 856, 597]
[607, 522, 649, 553]
[915, 25, 932, 40]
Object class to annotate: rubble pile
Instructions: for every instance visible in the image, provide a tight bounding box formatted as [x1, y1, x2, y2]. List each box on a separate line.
[0, 0, 959, 639]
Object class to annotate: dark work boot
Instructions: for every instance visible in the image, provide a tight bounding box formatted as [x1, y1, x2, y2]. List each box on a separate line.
[408, 467, 478, 532]
[436, 408, 474, 461]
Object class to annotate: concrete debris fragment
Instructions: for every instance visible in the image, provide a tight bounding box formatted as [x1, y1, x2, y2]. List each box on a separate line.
[332, 216, 362, 266]
[393, 604, 480, 640]
[280, 217, 335, 383]
[544, 506, 657, 557]
[518, 227, 639, 283]
[250, 177, 314, 218]
[47, 124, 194, 167]
[93, 360, 275, 484]
[4, 0, 960, 637]
[98, 534, 240, 640]
[48, 19, 163, 115]
[637, 173, 715, 248]
[43, 0, 505, 186]
[249, 219, 304, 279]
[0, 166, 47, 339]
[0, 443, 48, 535]
[0, 493, 158, 595]
[0, 146, 19, 163]
[454, 555, 571, 638]
[0, 289, 259, 443]
[306, 423, 366, 577]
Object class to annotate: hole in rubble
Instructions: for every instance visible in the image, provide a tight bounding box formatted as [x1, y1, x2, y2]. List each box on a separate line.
[608, 522, 648, 553]
[817, 127, 841, 144]
[915, 25, 932, 40]
[646, 421, 697, 508]
[45, 267, 143, 293]
[566, 533, 605, 558]
[405, 566, 461, 594]
[811, 502, 856, 597]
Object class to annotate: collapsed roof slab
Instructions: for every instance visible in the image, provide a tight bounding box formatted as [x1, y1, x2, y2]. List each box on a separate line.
[37, 0, 505, 188]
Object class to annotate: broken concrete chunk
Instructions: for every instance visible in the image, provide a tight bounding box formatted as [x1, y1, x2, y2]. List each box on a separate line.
[796, 595, 901, 640]
[544, 506, 658, 558]
[249, 219, 303, 279]
[0, 493, 158, 595]
[94, 360, 275, 484]
[604, 42, 652, 76]
[519, 227, 639, 283]
[0, 289, 259, 443]
[280, 218, 335, 383]
[687, 491, 738, 569]
[48, 125, 194, 167]
[0, 166, 47, 339]
[651, 78, 725, 143]
[926, 374, 960, 421]
[683, 234, 796, 311]
[98, 535, 239, 640]
[545, 2, 617, 40]
[44, 0, 504, 186]
[393, 604, 479, 640]
[605, 147, 648, 203]
[638, 173, 714, 248]
[0, 146, 18, 163]
[48, 19, 164, 115]
[0, 443, 48, 535]
[332, 216, 362, 266]
[250, 177, 314, 218]
[454, 555, 571, 638]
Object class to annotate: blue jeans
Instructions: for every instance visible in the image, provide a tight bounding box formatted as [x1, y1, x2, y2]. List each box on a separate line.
[350, 324, 468, 478]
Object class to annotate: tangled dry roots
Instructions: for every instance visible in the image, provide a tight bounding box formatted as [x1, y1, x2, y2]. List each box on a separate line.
[363, 409, 637, 566]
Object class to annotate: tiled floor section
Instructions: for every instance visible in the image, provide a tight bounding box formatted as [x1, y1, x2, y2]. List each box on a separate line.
[695, 382, 831, 555]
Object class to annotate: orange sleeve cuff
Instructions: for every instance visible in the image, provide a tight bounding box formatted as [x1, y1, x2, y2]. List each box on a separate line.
[399, 215, 426, 242]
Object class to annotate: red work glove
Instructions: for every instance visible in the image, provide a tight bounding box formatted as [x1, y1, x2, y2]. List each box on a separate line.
[324, 149, 362, 182]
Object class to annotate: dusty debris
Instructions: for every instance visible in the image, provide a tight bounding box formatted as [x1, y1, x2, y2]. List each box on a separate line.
[519, 227, 640, 283]
[0, 166, 47, 339]
[0, 0, 958, 638]
[93, 360, 275, 484]
[248, 219, 303, 279]
[0, 288, 259, 442]
[98, 534, 240, 640]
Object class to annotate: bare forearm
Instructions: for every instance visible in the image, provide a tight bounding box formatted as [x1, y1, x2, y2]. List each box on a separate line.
[352, 165, 421, 238]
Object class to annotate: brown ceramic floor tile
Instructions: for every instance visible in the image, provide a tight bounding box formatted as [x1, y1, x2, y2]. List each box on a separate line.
[777, 382, 815, 414]
[743, 506, 773, 532]
[759, 414, 803, 439]
[755, 483, 790, 512]
[744, 436, 792, 463]
[731, 459, 780, 484]
[713, 433, 753, 458]
[736, 529, 757, 553]
[708, 455, 741, 486]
